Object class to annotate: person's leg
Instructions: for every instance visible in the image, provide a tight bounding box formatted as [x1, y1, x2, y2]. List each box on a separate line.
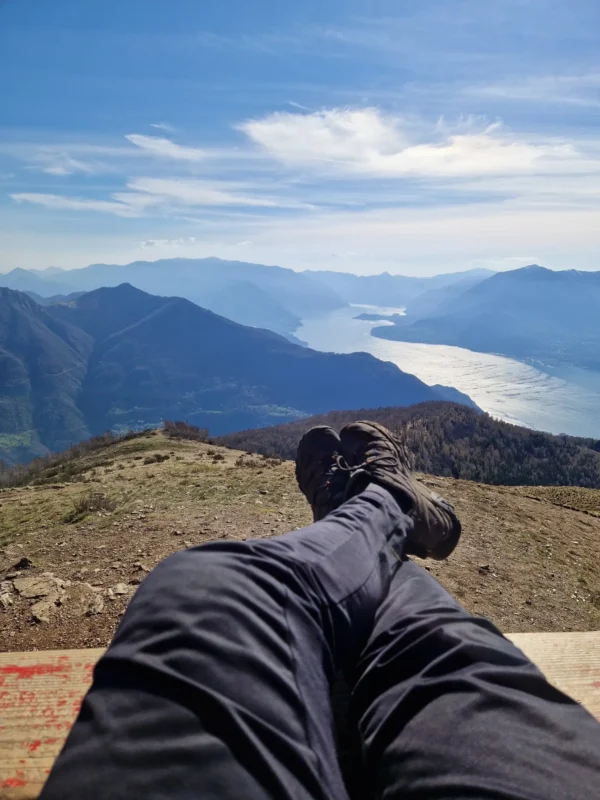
[40, 485, 408, 800]
[353, 559, 600, 800]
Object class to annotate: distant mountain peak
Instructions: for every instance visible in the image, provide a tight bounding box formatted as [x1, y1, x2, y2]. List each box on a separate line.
[521, 264, 548, 272]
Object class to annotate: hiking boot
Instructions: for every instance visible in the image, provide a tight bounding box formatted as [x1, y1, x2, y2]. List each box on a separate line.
[340, 421, 461, 560]
[295, 426, 351, 521]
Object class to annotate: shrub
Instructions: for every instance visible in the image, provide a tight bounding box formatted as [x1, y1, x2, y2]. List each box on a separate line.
[63, 491, 117, 523]
[143, 453, 170, 465]
[163, 420, 209, 442]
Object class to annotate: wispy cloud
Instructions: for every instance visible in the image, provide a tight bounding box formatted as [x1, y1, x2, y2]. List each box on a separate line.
[141, 236, 196, 247]
[125, 134, 206, 162]
[287, 101, 312, 111]
[9, 174, 312, 220]
[125, 177, 300, 208]
[150, 122, 175, 132]
[196, 29, 309, 55]
[10, 193, 140, 217]
[467, 73, 600, 108]
[40, 155, 97, 176]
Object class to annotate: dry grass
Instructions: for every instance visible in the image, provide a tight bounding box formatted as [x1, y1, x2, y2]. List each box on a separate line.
[1, 430, 599, 653]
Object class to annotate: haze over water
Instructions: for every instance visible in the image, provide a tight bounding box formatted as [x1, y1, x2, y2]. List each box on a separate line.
[298, 307, 600, 439]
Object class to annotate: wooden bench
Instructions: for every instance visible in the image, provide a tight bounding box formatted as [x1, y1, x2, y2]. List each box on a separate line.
[1, 632, 599, 799]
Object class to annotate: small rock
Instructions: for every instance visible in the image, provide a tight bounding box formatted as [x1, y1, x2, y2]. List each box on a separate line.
[128, 577, 142, 586]
[258, 489, 269, 495]
[478, 564, 491, 575]
[13, 557, 34, 571]
[133, 562, 150, 573]
[525, 599, 533, 606]
[85, 594, 105, 616]
[0, 592, 13, 609]
[13, 576, 64, 601]
[113, 583, 129, 595]
[183, 541, 193, 548]
[31, 598, 56, 624]
[172, 530, 183, 536]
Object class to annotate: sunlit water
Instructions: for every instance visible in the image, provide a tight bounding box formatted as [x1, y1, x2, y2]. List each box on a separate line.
[297, 306, 600, 438]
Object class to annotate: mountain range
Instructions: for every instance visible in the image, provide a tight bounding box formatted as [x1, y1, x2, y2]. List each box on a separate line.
[0, 260, 346, 339]
[372, 265, 600, 369]
[305, 267, 494, 309]
[0, 284, 456, 465]
[0, 260, 494, 340]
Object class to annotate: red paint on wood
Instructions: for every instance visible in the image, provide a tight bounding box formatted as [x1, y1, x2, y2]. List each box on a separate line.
[0, 663, 71, 680]
[26, 737, 59, 753]
[1, 772, 27, 789]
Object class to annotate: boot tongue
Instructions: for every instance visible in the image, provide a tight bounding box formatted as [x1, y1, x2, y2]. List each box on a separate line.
[345, 469, 372, 500]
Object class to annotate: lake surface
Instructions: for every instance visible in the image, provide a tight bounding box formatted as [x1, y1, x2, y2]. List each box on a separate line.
[297, 306, 600, 439]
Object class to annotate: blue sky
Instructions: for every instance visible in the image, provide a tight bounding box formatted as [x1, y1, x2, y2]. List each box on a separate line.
[1, 0, 600, 275]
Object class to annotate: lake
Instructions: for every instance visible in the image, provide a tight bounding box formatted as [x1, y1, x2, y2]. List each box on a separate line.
[297, 306, 600, 439]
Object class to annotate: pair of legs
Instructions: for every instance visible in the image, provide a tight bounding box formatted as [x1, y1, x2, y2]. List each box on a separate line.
[42, 484, 600, 799]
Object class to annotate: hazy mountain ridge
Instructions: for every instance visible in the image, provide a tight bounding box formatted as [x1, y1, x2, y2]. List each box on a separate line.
[306, 267, 494, 308]
[2, 260, 497, 340]
[372, 265, 600, 369]
[1, 258, 346, 338]
[0, 284, 447, 465]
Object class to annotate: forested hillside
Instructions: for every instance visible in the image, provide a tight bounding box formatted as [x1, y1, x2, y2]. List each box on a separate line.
[217, 402, 600, 488]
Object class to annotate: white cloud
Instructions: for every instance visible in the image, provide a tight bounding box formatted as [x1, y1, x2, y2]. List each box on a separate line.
[125, 177, 308, 208]
[10, 193, 140, 217]
[150, 122, 175, 132]
[141, 237, 196, 248]
[37, 154, 97, 176]
[239, 107, 583, 178]
[468, 74, 600, 108]
[9, 176, 307, 221]
[125, 134, 206, 162]
[42, 165, 72, 176]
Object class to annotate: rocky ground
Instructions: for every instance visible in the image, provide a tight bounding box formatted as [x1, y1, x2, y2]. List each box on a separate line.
[1, 430, 599, 653]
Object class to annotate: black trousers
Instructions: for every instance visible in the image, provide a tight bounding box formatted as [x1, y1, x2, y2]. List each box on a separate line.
[41, 485, 600, 799]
